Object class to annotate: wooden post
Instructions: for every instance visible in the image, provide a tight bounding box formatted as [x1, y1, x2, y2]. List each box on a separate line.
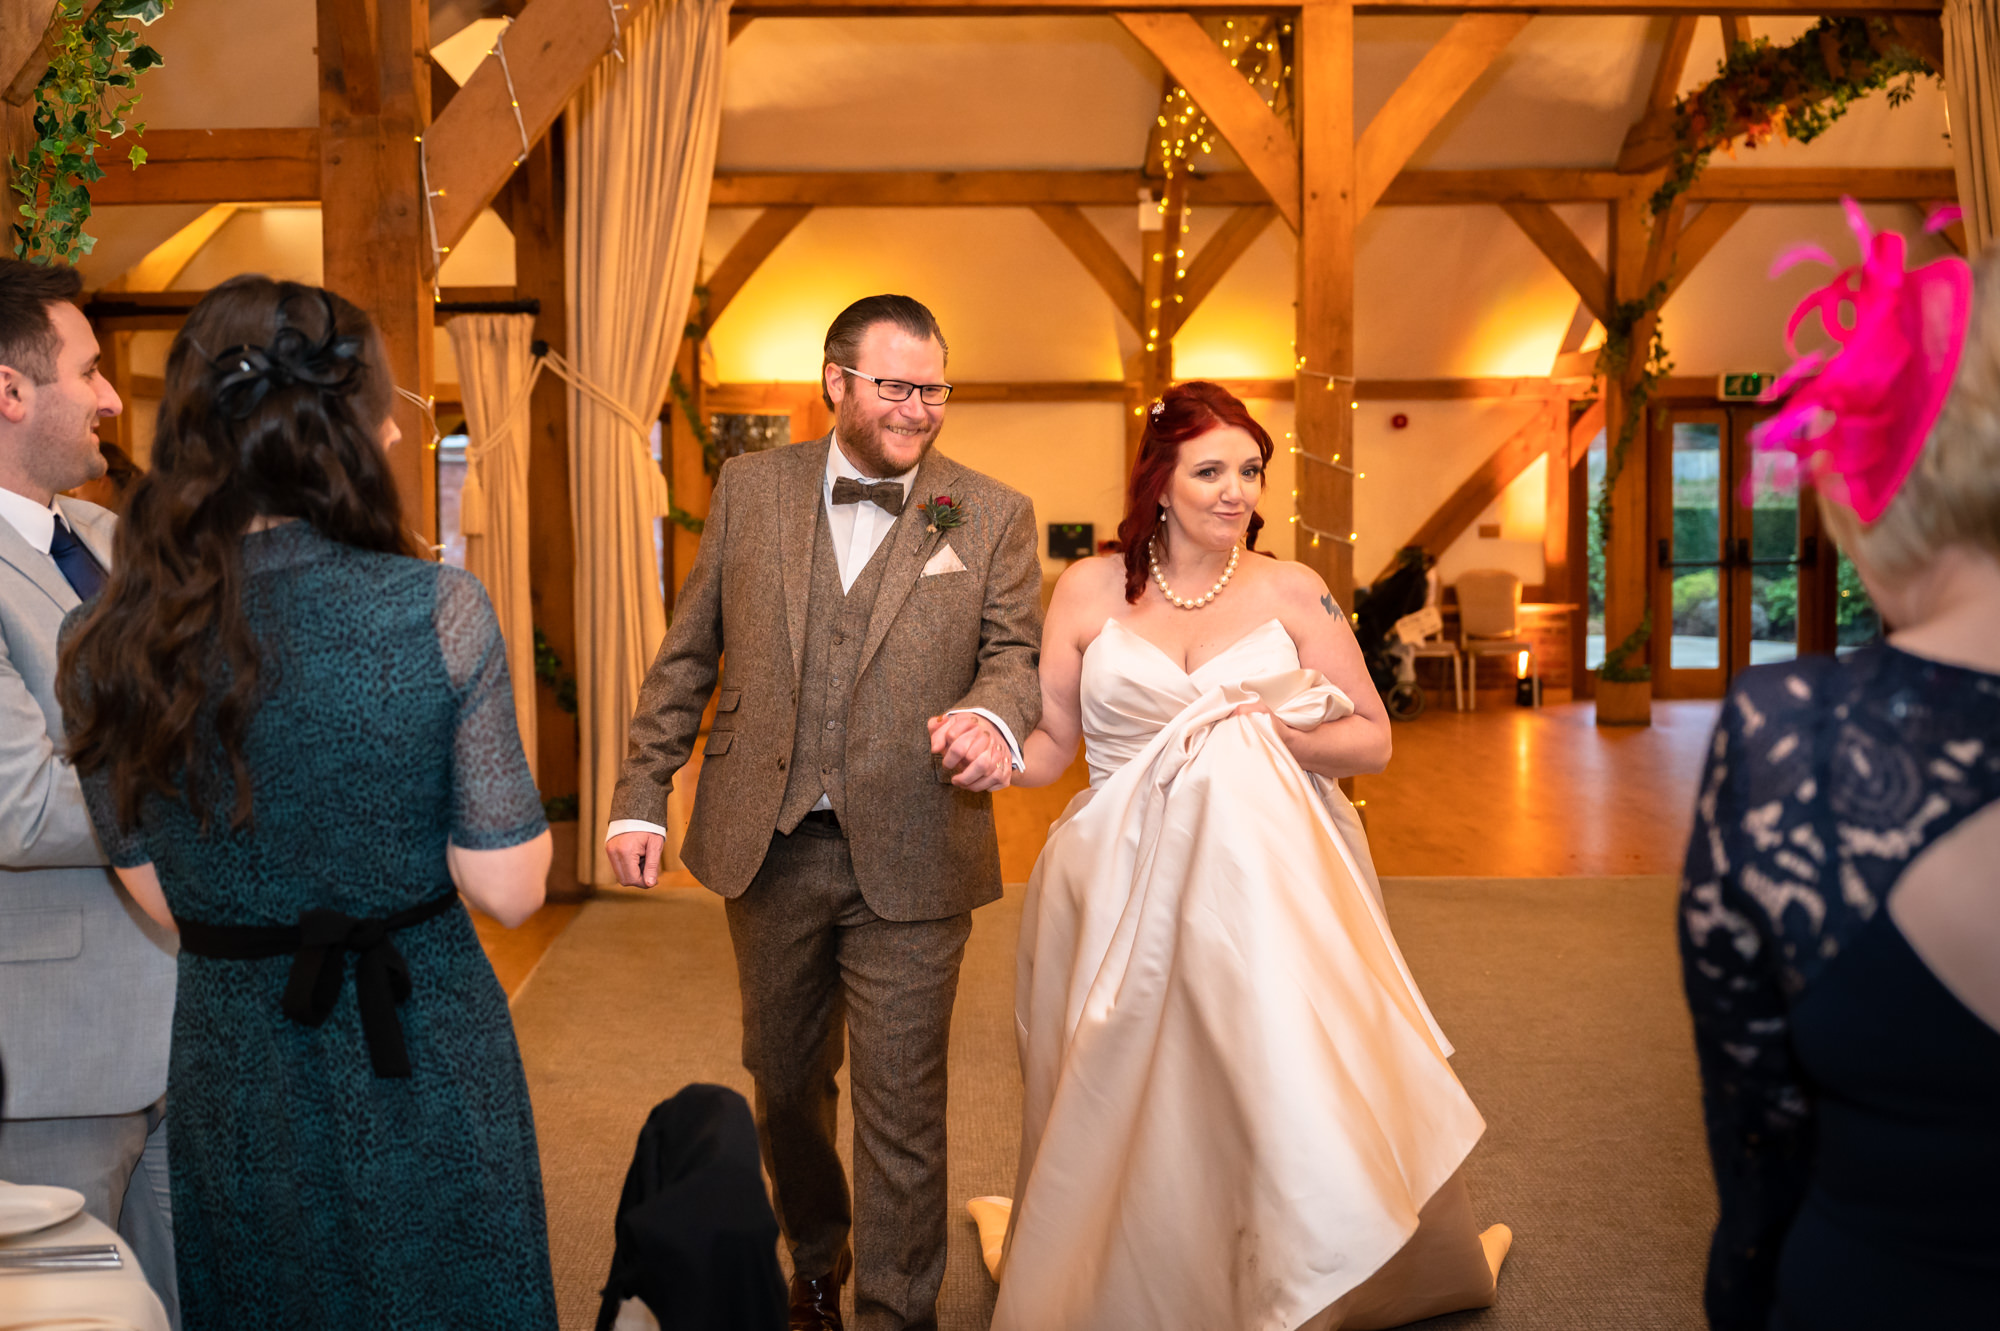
[509, 132, 579, 811]
[1598, 189, 1652, 725]
[666, 334, 710, 605]
[1295, 0, 1355, 610]
[95, 329, 133, 453]
[318, 0, 435, 546]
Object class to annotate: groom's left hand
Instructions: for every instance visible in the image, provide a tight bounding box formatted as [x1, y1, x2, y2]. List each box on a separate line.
[928, 713, 1014, 792]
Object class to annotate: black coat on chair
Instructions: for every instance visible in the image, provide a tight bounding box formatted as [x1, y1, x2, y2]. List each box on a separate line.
[596, 1083, 787, 1331]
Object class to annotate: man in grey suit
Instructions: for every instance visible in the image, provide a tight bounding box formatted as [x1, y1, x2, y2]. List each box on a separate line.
[606, 295, 1042, 1331]
[0, 258, 178, 1317]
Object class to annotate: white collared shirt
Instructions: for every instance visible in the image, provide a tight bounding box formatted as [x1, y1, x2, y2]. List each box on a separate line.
[0, 484, 62, 553]
[823, 432, 917, 593]
[605, 435, 1023, 846]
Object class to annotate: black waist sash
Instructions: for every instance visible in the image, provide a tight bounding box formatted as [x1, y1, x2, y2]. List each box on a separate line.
[177, 889, 460, 1079]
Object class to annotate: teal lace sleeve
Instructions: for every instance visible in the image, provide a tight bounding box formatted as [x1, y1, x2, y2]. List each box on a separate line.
[435, 568, 548, 851]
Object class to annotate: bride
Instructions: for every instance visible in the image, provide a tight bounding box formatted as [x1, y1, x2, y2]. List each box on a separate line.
[972, 382, 1509, 1330]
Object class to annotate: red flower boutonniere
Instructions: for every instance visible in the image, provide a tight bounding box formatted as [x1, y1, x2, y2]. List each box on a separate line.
[919, 493, 966, 533]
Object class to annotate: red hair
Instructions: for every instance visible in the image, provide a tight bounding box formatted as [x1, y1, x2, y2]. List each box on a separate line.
[1113, 380, 1274, 603]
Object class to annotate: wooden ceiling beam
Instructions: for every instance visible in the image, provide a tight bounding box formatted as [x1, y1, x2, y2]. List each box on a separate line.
[425, 0, 641, 252]
[1356, 13, 1529, 218]
[87, 128, 321, 205]
[82, 149, 1957, 211]
[700, 205, 812, 328]
[730, 1, 1942, 14]
[1661, 199, 1749, 301]
[1170, 203, 1278, 336]
[1501, 200, 1611, 322]
[1374, 399, 1563, 582]
[1115, 11, 1302, 231]
[1031, 204, 1146, 332]
[1645, 16, 1700, 114]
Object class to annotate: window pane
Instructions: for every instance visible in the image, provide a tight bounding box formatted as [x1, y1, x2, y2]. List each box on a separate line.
[1669, 566, 1721, 669]
[1670, 422, 1722, 563]
[437, 433, 468, 569]
[1836, 546, 1884, 654]
[1749, 566, 1799, 664]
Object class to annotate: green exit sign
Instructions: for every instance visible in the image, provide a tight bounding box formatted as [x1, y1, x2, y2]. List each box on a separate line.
[1718, 372, 1772, 401]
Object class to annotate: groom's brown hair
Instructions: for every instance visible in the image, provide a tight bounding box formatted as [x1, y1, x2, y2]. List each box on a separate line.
[821, 294, 949, 408]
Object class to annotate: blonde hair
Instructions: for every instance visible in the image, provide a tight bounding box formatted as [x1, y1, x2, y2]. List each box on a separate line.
[1820, 246, 2000, 577]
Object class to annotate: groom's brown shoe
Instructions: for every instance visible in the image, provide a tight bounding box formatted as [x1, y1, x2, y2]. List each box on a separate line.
[788, 1250, 852, 1330]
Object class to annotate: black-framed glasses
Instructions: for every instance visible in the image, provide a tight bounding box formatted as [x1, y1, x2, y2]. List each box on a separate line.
[837, 366, 952, 406]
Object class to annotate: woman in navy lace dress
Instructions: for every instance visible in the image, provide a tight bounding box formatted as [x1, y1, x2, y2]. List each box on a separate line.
[1680, 230, 2000, 1328]
[58, 277, 556, 1328]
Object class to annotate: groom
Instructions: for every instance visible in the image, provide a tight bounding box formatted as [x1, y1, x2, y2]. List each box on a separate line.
[606, 295, 1042, 1330]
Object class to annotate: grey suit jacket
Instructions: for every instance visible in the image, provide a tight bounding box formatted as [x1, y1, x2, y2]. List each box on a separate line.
[0, 496, 176, 1120]
[610, 438, 1043, 920]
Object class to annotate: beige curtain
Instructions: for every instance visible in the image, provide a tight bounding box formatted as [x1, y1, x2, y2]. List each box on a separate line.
[1946, 0, 2000, 254]
[566, 0, 731, 884]
[446, 312, 540, 776]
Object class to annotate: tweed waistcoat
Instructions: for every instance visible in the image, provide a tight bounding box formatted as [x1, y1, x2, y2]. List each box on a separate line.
[775, 503, 896, 832]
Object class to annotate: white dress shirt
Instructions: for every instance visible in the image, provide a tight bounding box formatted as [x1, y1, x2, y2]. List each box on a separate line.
[606, 436, 1024, 844]
[0, 484, 64, 552]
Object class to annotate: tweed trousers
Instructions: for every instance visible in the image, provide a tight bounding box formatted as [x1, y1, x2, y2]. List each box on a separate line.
[725, 818, 971, 1331]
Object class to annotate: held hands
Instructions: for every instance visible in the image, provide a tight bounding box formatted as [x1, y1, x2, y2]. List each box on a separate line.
[928, 713, 1015, 793]
[606, 830, 667, 889]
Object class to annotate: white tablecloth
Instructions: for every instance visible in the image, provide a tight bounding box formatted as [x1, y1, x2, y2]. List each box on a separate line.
[0, 1210, 169, 1331]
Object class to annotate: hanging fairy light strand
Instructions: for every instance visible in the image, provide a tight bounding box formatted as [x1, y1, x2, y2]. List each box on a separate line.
[606, 0, 627, 62]
[491, 19, 534, 168]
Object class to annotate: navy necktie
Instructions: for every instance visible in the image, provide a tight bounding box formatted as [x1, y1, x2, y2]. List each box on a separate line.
[48, 517, 106, 601]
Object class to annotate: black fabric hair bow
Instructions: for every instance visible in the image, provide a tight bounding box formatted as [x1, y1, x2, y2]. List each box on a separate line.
[210, 291, 365, 419]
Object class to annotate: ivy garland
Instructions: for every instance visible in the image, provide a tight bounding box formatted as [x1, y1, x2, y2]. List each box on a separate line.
[1651, 18, 1935, 217]
[10, 0, 172, 263]
[1592, 16, 1933, 682]
[1591, 280, 1671, 682]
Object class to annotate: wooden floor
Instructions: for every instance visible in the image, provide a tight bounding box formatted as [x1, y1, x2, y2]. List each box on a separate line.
[477, 698, 1721, 998]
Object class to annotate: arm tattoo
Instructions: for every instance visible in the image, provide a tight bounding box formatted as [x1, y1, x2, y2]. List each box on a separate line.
[1320, 593, 1336, 616]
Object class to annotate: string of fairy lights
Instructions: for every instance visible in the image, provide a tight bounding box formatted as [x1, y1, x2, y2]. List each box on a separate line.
[417, 0, 627, 300]
[406, 0, 629, 472]
[1144, 19, 1367, 557]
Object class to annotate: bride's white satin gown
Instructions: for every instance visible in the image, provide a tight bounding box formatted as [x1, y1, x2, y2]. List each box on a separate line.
[994, 617, 1497, 1331]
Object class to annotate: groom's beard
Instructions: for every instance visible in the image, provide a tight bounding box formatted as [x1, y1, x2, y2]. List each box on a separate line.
[836, 394, 941, 478]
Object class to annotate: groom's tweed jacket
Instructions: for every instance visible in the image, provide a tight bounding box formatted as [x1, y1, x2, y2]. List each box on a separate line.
[610, 435, 1042, 920]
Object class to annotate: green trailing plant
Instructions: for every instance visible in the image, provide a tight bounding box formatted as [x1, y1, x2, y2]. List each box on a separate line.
[1651, 17, 1935, 216]
[533, 626, 578, 718]
[541, 794, 579, 823]
[10, 0, 172, 263]
[1589, 281, 1671, 682]
[1600, 609, 1655, 684]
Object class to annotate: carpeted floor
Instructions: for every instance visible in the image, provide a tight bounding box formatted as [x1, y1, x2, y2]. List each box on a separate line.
[512, 876, 1715, 1331]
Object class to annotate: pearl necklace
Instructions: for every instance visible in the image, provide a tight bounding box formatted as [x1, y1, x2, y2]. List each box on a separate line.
[1150, 540, 1239, 610]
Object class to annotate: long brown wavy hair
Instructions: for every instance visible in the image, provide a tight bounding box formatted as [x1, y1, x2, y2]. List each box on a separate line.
[59, 276, 417, 831]
[1113, 380, 1274, 603]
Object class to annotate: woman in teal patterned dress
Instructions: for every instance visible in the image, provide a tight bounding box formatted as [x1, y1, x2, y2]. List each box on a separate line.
[58, 276, 557, 1328]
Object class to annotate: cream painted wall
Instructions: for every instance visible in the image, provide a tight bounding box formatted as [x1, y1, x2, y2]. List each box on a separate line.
[1350, 399, 1549, 586]
[935, 402, 1128, 584]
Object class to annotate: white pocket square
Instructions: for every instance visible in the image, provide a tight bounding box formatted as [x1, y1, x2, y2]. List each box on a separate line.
[921, 544, 968, 577]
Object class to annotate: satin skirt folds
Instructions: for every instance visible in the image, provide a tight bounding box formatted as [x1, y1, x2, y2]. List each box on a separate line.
[997, 671, 1487, 1331]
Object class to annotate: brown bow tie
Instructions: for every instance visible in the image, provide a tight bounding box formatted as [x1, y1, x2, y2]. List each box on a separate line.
[831, 475, 906, 517]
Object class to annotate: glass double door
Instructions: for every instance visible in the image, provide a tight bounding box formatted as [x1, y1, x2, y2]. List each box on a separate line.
[1651, 406, 1832, 698]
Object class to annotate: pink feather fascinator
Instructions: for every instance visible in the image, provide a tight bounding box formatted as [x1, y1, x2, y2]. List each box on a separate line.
[1749, 199, 1972, 522]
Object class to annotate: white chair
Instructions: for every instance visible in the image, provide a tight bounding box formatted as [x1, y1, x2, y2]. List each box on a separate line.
[1402, 568, 1464, 711]
[1455, 569, 1537, 710]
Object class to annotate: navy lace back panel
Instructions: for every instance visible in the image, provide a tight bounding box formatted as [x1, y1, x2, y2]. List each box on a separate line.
[75, 524, 555, 1329]
[1678, 644, 2000, 1330]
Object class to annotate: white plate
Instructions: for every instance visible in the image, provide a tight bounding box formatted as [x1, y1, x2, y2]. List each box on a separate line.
[0, 1183, 86, 1238]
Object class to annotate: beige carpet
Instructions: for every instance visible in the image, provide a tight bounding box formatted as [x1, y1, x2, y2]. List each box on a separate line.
[512, 876, 1713, 1330]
